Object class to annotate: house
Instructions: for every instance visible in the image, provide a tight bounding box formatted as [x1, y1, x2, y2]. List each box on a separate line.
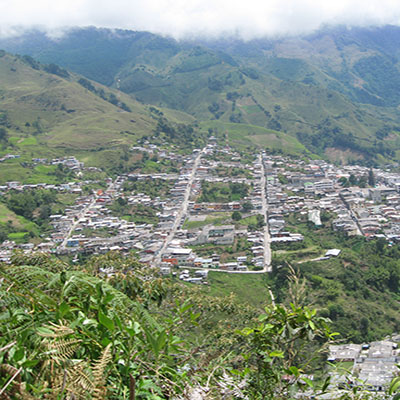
[328, 344, 362, 362]
[325, 249, 341, 258]
[195, 225, 235, 245]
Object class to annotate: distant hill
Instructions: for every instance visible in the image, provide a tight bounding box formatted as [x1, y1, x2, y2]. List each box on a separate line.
[2, 26, 400, 163]
[0, 50, 197, 183]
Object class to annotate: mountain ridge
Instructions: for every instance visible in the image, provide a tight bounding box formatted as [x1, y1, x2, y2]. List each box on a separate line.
[2, 26, 400, 163]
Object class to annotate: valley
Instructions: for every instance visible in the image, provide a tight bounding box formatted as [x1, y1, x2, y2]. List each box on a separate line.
[0, 25, 400, 399]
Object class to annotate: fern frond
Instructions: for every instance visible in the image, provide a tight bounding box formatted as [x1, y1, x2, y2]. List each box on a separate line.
[38, 322, 74, 338]
[41, 338, 81, 363]
[68, 363, 95, 394]
[92, 344, 112, 400]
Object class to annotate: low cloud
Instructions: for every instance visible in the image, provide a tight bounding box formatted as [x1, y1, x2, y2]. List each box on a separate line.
[1, 0, 400, 39]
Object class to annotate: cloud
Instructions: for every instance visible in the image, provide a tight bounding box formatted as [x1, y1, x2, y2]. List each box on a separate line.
[1, 0, 400, 39]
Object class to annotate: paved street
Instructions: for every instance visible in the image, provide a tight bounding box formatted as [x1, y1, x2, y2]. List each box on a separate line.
[59, 180, 116, 250]
[154, 148, 205, 267]
[260, 153, 272, 272]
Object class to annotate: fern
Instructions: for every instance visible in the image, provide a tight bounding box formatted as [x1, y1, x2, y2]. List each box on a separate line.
[92, 344, 112, 399]
[37, 322, 74, 338]
[41, 338, 81, 363]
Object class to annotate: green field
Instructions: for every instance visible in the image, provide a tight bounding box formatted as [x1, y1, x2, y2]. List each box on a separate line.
[183, 212, 231, 229]
[204, 271, 271, 309]
[200, 120, 307, 154]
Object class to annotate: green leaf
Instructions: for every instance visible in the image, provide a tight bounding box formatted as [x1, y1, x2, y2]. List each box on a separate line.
[98, 311, 115, 332]
[321, 376, 331, 393]
[60, 270, 66, 284]
[389, 377, 400, 395]
[301, 377, 313, 388]
[58, 301, 70, 318]
[96, 282, 104, 300]
[155, 330, 167, 354]
[270, 350, 284, 358]
[22, 359, 40, 368]
[36, 326, 54, 336]
[13, 347, 24, 362]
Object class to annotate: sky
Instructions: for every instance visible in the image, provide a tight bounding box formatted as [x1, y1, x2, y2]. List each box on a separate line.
[1, 0, 400, 39]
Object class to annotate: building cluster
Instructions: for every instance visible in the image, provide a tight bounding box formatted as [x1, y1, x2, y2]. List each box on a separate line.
[2, 142, 400, 279]
[328, 338, 400, 393]
[31, 156, 84, 171]
[262, 154, 400, 242]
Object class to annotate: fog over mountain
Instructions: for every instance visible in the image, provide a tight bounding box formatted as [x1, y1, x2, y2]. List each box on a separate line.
[2, 0, 400, 39]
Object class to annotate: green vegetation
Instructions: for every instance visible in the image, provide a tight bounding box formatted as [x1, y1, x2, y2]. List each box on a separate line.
[109, 200, 159, 225]
[204, 271, 269, 308]
[239, 213, 265, 230]
[123, 177, 173, 199]
[198, 180, 250, 202]
[4, 250, 387, 399]
[183, 212, 231, 229]
[0, 51, 201, 183]
[270, 213, 400, 343]
[4, 27, 400, 163]
[211, 165, 253, 179]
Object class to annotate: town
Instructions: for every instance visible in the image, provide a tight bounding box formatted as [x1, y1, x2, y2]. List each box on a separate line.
[1, 140, 400, 394]
[2, 141, 400, 274]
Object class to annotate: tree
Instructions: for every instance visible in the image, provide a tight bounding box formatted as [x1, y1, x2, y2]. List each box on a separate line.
[239, 303, 336, 399]
[349, 174, 357, 186]
[0, 127, 7, 142]
[338, 177, 349, 187]
[256, 214, 265, 228]
[368, 168, 376, 187]
[232, 211, 242, 221]
[243, 201, 253, 212]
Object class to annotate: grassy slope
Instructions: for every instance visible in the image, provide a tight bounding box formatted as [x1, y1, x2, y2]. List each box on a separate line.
[0, 53, 154, 149]
[203, 271, 270, 309]
[116, 48, 395, 160]
[0, 203, 39, 235]
[3, 27, 400, 161]
[0, 52, 196, 182]
[199, 120, 307, 154]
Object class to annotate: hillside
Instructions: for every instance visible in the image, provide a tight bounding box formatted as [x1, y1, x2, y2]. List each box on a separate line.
[2, 27, 400, 162]
[0, 51, 197, 182]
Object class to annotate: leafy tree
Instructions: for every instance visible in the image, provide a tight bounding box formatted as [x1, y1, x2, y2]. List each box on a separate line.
[0, 127, 7, 142]
[232, 210, 242, 221]
[239, 303, 336, 399]
[242, 201, 253, 212]
[349, 174, 357, 186]
[368, 168, 376, 187]
[43, 63, 70, 78]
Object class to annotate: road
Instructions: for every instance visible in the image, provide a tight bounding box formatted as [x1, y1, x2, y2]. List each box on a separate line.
[58, 180, 116, 250]
[339, 195, 363, 235]
[154, 148, 205, 267]
[259, 153, 272, 272]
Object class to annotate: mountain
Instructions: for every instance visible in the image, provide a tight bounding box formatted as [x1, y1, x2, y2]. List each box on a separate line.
[0, 50, 196, 183]
[2, 26, 400, 163]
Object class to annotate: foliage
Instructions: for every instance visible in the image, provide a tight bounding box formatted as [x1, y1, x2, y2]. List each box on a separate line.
[0, 251, 398, 398]
[123, 177, 173, 199]
[198, 181, 249, 203]
[232, 211, 242, 221]
[43, 63, 70, 78]
[0, 252, 198, 399]
[239, 303, 336, 399]
[4, 189, 57, 225]
[271, 214, 400, 342]
[78, 77, 132, 112]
